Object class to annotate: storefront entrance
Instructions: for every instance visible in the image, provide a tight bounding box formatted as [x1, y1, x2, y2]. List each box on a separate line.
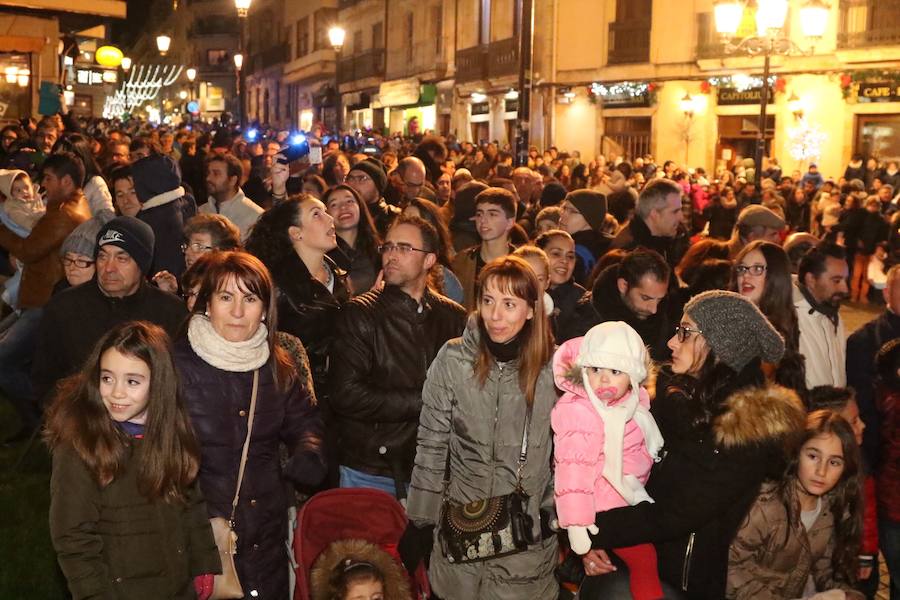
[716, 114, 774, 169]
[856, 114, 900, 162]
[603, 117, 651, 161]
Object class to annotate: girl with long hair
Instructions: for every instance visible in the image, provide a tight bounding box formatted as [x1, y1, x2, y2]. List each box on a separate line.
[731, 240, 807, 396]
[579, 291, 806, 599]
[46, 321, 220, 600]
[323, 184, 382, 295]
[174, 250, 324, 599]
[727, 410, 864, 600]
[401, 256, 558, 599]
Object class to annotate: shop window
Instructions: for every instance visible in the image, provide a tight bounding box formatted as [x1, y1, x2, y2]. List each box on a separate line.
[857, 114, 900, 162]
[0, 54, 32, 121]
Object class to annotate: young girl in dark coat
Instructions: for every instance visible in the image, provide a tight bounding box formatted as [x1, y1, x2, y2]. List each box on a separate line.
[46, 321, 220, 600]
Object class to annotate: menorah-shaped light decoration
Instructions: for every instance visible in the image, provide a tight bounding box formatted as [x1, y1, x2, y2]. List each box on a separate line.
[103, 64, 184, 118]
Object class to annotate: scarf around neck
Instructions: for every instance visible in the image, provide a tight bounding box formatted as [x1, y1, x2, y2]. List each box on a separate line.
[187, 314, 270, 372]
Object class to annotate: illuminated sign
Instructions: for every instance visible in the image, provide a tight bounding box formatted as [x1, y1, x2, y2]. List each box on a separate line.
[95, 46, 124, 67]
[858, 82, 900, 103]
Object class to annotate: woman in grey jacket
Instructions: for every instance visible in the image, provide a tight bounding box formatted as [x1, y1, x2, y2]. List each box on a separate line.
[401, 255, 559, 600]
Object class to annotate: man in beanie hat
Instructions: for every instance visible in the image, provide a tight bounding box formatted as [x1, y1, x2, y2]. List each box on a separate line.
[199, 153, 263, 241]
[33, 215, 187, 405]
[682, 290, 785, 373]
[551, 321, 664, 599]
[344, 157, 400, 237]
[0, 153, 93, 444]
[560, 190, 613, 285]
[450, 187, 517, 310]
[131, 154, 194, 278]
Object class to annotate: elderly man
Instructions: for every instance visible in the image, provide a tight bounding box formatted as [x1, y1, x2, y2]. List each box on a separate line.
[32, 216, 188, 404]
[728, 205, 786, 257]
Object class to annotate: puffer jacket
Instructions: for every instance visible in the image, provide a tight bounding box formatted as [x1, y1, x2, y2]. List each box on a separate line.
[406, 321, 558, 600]
[590, 369, 806, 599]
[0, 190, 90, 308]
[727, 482, 864, 600]
[551, 336, 655, 526]
[328, 284, 466, 480]
[49, 443, 220, 600]
[173, 337, 325, 600]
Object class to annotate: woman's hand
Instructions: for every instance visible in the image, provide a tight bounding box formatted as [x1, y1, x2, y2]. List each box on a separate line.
[581, 548, 617, 576]
[152, 270, 178, 294]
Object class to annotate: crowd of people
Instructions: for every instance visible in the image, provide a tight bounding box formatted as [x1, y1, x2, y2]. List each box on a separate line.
[0, 111, 898, 600]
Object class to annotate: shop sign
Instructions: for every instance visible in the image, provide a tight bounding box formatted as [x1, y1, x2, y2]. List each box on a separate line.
[505, 98, 519, 113]
[471, 101, 489, 116]
[95, 46, 124, 68]
[857, 82, 900, 103]
[717, 87, 774, 105]
[76, 69, 108, 86]
[601, 91, 649, 108]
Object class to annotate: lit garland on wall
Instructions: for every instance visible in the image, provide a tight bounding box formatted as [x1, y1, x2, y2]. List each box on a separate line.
[588, 81, 659, 104]
[704, 74, 778, 91]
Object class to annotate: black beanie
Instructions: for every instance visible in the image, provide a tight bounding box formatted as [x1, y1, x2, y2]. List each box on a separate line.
[566, 189, 608, 231]
[349, 158, 388, 194]
[131, 154, 182, 204]
[540, 181, 567, 207]
[96, 216, 156, 274]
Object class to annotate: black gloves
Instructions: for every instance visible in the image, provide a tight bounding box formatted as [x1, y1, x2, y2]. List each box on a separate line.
[398, 522, 435, 575]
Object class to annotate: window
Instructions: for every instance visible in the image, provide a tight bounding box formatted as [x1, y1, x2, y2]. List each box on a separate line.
[207, 49, 228, 67]
[297, 17, 309, 58]
[405, 13, 414, 62]
[433, 5, 443, 55]
[313, 8, 338, 51]
[353, 30, 363, 54]
[372, 21, 383, 49]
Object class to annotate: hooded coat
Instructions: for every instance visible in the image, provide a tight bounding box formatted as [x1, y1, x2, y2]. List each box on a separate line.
[559, 264, 672, 361]
[406, 322, 558, 600]
[586, 374, 805, 600]
[309, 539, 411, 600]
[551, 336, 658, 527]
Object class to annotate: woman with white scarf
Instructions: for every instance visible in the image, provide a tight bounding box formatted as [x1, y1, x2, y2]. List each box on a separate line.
[173, 250, 325, 600]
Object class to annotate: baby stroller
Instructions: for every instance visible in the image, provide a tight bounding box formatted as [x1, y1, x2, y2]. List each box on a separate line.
[293, 487, 430, 600]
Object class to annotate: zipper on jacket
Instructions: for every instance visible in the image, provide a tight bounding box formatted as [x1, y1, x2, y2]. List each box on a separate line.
[681, 532, 695, 592]
[488, 362, 504, 497]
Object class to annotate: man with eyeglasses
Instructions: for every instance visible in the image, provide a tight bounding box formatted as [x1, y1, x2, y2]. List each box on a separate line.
[387, 156, 436, 209]
[0, 153, 91, 444]
[344, 158, 400, 237]
[32, 216, 187, 417]
[328, 215, 466, 496]
[561, 248, 673, 361]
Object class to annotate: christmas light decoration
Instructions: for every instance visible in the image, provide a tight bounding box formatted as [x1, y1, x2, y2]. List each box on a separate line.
[102, 63, 184, 118]
[705, 74, 778, 91]
[590, 81, 652, 98]
[785, 118, 827, 163]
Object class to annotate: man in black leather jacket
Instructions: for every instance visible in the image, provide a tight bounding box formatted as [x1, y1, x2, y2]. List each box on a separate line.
[328, 215, 466, 496]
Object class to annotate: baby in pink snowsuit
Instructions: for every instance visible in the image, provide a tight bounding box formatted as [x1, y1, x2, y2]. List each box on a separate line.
[551, 321, 664, 600]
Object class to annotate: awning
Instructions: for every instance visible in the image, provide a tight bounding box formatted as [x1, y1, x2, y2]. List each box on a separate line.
[0, 35, 46, 54]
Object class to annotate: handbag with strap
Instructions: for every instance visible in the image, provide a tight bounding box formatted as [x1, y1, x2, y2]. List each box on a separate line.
[438, 405, 536, 564]
[210, 369, 259, 600]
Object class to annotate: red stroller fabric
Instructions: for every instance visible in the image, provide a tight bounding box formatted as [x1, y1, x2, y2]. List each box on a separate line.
[293, 487, 429, 599]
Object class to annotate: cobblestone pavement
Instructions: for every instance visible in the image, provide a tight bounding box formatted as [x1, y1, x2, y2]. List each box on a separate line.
[839, 301, 891, 599]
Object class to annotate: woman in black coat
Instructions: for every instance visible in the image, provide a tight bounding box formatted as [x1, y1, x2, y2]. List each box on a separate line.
[245, 194, 350, 396]
[579, 291, 805, 600]
[174, 251, 325, 600]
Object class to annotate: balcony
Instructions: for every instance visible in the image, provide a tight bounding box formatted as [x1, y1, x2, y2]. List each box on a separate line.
[455, 45, 488, 83]
[190, 16, 239, 37]
[487, 37, 519, 79]
[386, 42, 449, 80]
[250, 43, 288, 72]
[838, 0, 900, 48]
[607, 20, 651, 64]
[337, 49, 385, 84]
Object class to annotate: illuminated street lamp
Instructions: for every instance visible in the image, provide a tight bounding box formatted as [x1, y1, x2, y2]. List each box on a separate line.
[156, 35, 171, 56]
[235, 0, 252, 128]
[121, 56, 132, 73]
[713, 0, 830, 180]
[328, 26, 346, 135]
[233, 53, 244, 70]
[234, 0, 252, 18]
[186, 67, 197, 82]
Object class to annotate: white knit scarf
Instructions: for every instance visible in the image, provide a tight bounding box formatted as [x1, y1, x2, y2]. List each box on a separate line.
[581, 371, 664, 506]
[187, 314, 270, 372]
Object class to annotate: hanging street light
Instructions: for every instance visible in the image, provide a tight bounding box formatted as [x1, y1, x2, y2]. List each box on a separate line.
[233, 53, 244, 70]
[156, 35, 172, 56]
[186, 67, 197, 82]
[121, 56, 132, 73]
[234, 0, 252, 18]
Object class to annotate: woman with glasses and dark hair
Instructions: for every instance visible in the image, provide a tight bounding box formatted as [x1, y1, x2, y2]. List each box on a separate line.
[731, 240, 807, 396]
[579, 290, 806, 600]
[323, 184, 382, 296]
[52, 133, 114, 217]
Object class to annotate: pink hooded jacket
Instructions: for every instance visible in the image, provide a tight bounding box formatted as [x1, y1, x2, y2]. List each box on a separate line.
[550, 336, 655, 528]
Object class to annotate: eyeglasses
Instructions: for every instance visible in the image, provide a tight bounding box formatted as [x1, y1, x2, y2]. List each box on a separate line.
[403, 180, 424, 189]
[62, 257, 95, 268]
[181, 242, 214, 254]
[734, 264, 767, 276]
[378, 242, 430, 255]
[674, 324, 703, 343]
[344, 174, 371, 185]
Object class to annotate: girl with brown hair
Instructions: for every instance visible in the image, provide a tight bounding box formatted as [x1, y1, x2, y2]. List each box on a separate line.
[46, 321, 220, 600]
[401, 255, 558, 599]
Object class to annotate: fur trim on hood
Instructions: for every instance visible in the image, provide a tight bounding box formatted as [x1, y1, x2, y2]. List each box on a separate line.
[713, 384, 805, 448]
[310, 538, 412, 600]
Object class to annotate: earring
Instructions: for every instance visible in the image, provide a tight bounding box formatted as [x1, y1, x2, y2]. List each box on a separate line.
[204, 310, 209, 317]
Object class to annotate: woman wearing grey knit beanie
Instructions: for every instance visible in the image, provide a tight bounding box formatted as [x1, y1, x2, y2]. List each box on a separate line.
[578, 290, 806, 600]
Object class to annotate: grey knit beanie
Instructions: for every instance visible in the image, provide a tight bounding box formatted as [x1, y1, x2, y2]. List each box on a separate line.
[683, 290, 784, 371]
[60, 211, 114, 258]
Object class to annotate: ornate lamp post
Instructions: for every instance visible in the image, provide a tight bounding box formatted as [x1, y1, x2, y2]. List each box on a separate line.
[713, 0, 829, 180]
[234, 0, 252, 128]
[328, 26, 346, 136]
